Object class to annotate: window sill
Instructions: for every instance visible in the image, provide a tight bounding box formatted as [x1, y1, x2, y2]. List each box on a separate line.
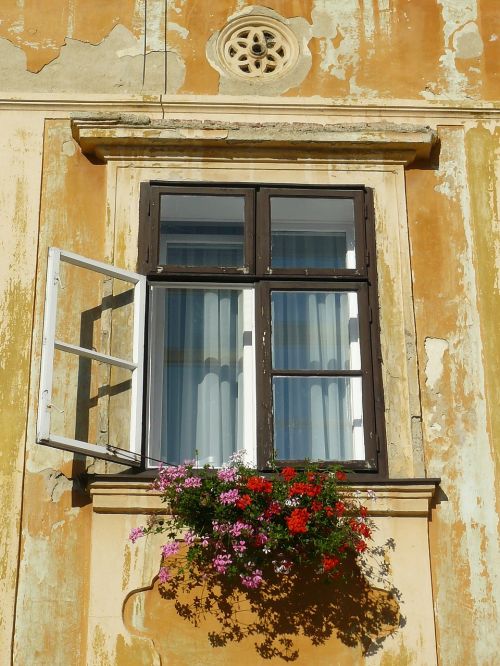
[88, 477, 440, 517]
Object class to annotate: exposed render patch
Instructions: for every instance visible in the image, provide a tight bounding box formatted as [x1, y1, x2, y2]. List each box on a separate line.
[424, 337, 449, 392]
[453, 22, 484, 59]
[40, 468, 74, 502]
[0, 24, 185, 94]
[422, 0, 482, 100]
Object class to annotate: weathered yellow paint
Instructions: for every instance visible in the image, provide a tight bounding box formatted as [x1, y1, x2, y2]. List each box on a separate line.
[0, 1, 498, 665]
[407, 126, 500, 664]
[465, 125, 500, 522]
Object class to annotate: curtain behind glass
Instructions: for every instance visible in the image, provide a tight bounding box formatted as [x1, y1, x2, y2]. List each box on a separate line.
[271, 287, 360, 461]
[162, 288, 243, 466]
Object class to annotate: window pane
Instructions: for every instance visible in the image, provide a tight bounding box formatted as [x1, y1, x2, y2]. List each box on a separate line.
[160, 288, 244, 466]
[159, 194, 245, 267]
[270, 197, 355, 269]
[271, 291, 360, 371]
[273, 376, 364, 461]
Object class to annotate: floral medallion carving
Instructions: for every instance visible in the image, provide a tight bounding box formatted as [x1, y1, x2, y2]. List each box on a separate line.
[216, 15, 299, 80]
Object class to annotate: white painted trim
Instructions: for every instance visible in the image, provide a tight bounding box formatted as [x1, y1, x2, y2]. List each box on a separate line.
[54, 340, 137, 372]
[37, 248, 146, 466]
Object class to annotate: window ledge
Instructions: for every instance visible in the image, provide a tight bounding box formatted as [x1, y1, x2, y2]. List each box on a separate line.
[89, 478, 439, 517]
[71, 115, 438, 165]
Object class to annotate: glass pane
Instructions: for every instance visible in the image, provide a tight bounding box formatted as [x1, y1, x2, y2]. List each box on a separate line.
[270, 196, 355, 269]
[160, 288, 244, 466]
[55, 261, 135, 362]
[271, 291, 360, 371]
[50, 348, 132, 450]
[159, 194, 245, 267]
[273, 377, 364, 461]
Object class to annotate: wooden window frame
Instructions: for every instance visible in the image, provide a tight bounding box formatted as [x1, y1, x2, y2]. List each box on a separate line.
[140, 183, 387, 478]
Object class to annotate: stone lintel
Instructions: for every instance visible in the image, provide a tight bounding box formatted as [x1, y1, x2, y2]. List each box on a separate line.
[71, 115, 438, 165]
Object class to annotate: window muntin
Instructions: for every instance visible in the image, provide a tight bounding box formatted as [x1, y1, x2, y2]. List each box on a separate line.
[143, 184, 381, 472]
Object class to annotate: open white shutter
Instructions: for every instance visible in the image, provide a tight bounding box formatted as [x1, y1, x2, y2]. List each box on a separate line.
[37, 248, 146, 466]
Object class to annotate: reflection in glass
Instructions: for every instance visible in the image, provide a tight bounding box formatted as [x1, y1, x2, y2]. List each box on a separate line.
[273, 377, 364, 461]
[161, 288, 244, 466]
[271, 291, 360, 371]
[159, 194, 245, 267]
[270, 196, 355, 269]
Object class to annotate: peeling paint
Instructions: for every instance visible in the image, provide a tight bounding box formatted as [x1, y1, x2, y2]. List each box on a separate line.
[424, 337, 449, 392]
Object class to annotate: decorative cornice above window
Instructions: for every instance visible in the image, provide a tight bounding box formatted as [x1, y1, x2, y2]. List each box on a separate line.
[70, 114, 438, 165]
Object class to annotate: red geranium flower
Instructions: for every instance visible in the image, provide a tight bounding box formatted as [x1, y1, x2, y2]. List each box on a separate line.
[286, 508, 310, 534]
[280, 467, 297, 482]
[355, 540, 367, 553]
[247, 476, 273, 493]
[236, 494, 252, 509]
[289, 482, 322, 498]
[322, 554, 340, 571]
[335, 500, 346, 516]
[335, 470, 347, 481]
[264, 500, 281, 518]
[311, 500, 323, 512]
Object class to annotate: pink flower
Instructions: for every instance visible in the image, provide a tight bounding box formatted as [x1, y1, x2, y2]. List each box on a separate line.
[183, 476, 202, 488]
[184, 530, 196, 545]
[213, 553, 232, 574]
[129, 527, 144, 543]
[217, 467, 238, 482]
[241, 569, 263, 589]
[229, 521, 252, 537]
[161, 541, 180, 558]
[158, 567, 171, 583]
[233, 540, 247, 553]
[219, 489, 240, 505]
[254, 532, 268, 547]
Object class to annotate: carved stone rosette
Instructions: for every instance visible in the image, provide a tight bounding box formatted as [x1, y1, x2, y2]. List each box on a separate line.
[216, 15, 299, 79]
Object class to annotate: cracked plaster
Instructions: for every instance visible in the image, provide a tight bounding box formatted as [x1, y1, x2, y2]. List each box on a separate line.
[0, 24, 185, 94]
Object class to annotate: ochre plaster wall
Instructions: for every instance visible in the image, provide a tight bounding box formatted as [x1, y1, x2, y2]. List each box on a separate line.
[0, 0, 498, 99]
[0, 1, 499, 665]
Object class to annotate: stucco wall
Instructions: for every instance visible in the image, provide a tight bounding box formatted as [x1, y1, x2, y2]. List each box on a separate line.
[0, 1, 498, 665]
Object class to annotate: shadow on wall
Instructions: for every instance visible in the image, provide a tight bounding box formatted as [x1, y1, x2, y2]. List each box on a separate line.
[123, 548, 402, 664]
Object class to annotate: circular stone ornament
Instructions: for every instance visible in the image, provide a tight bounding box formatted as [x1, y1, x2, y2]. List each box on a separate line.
[216, 15, 299, 79]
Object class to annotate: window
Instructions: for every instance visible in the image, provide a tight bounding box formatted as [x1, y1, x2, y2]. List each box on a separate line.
[37, 184, 385, 474]
[141, 184, 384, 472]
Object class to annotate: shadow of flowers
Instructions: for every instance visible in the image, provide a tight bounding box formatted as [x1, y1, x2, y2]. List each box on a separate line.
[156, 541, 402, 661]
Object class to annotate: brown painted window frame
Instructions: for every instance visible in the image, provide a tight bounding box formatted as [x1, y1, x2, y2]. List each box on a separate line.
[139, 182, 387, 479]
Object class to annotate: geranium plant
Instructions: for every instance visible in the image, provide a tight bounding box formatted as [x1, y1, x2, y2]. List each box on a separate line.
[130, 452, 374, 589]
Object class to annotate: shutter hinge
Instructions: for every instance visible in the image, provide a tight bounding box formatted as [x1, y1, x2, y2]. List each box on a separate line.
[365, 250, 370, 267]
[364, 202, 369, 220]
[369, 306, 373, 323]
[376, 434, 381, 452]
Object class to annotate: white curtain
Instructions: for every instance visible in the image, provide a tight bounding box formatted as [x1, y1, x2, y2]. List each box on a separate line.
[272, 290, 361, 461]
[161, 288, 243, 466]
